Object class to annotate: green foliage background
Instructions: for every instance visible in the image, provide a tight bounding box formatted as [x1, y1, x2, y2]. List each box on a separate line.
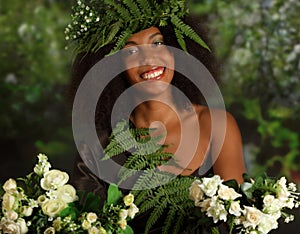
[1, 0, 299, 198]
[0, 0, 76, 179]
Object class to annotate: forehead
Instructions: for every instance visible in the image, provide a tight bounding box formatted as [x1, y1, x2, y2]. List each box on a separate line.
[127, 27, 162, 41]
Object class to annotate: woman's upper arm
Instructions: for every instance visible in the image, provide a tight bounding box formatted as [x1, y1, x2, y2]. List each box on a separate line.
[212, 111, 246, 184]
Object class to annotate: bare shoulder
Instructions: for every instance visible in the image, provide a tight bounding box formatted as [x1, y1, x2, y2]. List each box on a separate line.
[193, 105, 240, 133]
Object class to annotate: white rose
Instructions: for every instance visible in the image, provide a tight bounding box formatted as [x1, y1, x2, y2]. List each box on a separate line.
[128, 203, 139, 219]
[123, 193, 134, 206]
[257, 213, 278, 234]
[3, 179, 17, 192]
[41, 170, 69, 190]
[88, 226, 99, 234]
[56, 184, 78, 203]
[5, 210, 18, 221]
[217, 184, 242, 201]
[2, 193, 16, 211]
[0, 218, 20, 233]
[86, 212, 98, 223]
[242, 206, 262, 229]
[189, 180, 204, 205]
[119, 209, 128, 220]
[229, 201, 242, 217]
[17, 218, 28, 234]
[44, 227, 56, 234]
[41, 199, 67, 218]
[199, 175, 222, 197]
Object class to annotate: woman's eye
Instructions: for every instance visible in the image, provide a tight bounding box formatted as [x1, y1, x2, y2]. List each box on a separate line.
[123, 47, 139, 56]
[152, 41, 165, 47]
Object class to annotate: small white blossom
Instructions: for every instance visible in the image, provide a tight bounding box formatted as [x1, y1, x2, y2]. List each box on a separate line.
[199, 175, 223, 197]
[123, 193, 134, 206]
[206, 196, 228, 223]
[118, 219, 127, 230]
[128, 203, 139, 219]
[86, 212, 97, 223]
[44, 227, 56, 234]
[3, 179, 17, 193]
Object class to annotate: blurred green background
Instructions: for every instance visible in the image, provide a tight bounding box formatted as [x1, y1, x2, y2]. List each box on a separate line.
[0, 0, 299, 232]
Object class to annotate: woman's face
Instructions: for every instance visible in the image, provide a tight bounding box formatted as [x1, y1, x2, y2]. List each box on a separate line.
[122, 27, 175, 90]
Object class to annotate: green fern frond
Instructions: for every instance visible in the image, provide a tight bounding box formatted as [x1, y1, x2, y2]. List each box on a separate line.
[131, 189, 151, 206]
[103, 120, 198, 233]
[136, 0, 152, 17]
[110, 30, 132, 55]
[139, 193, 163, 213]
[172, 211, 185, 234]
[174, 27, 187, 52]
[123, 0, 141, 17]
[171, 15, 210, 51]
[104, 21, 123, 46]
[162, 207, 176, 234]
[144, 199, 168, 234]
[104, 0, 131, 20]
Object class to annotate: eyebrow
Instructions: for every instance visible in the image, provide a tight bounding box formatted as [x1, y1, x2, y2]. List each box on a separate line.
[125, 32, 163, 46]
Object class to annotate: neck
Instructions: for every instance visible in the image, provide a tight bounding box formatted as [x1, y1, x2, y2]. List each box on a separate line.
[130, 100, 180, 128]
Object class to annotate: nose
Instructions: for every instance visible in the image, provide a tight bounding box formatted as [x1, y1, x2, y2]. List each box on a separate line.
[139, 45, 157, 66]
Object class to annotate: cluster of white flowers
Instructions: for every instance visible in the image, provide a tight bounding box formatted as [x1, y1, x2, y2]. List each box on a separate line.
[189, 175, 242, 224]
[0, 179, 32, 233]
[189, 175, 300, 234]
[33, 153, 51, 176]
[0, 154, 79, 233]
[0, 154, 140, 233]
[65, 0, 100, 41]
[118, 193, 139, 230]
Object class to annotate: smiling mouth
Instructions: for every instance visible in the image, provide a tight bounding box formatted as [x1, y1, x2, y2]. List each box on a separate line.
[140, 66, 165, 80]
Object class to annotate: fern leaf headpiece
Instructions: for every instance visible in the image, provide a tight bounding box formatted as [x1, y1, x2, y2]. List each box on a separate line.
[65, 0, 209, 56]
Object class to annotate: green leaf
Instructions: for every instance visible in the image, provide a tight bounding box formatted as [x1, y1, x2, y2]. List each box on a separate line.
[59, 205, 79, 220]
[82, 192, 102, 212]
[223, 179, 239, 190]
[107, 183, 122, 205]
[123, 225, 134, 234]
[240, 182, 253, 199]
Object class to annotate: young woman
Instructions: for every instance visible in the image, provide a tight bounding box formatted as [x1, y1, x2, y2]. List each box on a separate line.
[68, 1, 246, 232]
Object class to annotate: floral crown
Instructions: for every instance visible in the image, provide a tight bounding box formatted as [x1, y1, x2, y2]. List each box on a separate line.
[65, 0, 210, 56]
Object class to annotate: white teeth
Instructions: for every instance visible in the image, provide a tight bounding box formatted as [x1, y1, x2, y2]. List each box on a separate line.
[143, 69, 164, 79]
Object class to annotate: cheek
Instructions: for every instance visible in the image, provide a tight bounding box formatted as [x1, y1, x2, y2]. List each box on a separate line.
[124, 68, 138, 84]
